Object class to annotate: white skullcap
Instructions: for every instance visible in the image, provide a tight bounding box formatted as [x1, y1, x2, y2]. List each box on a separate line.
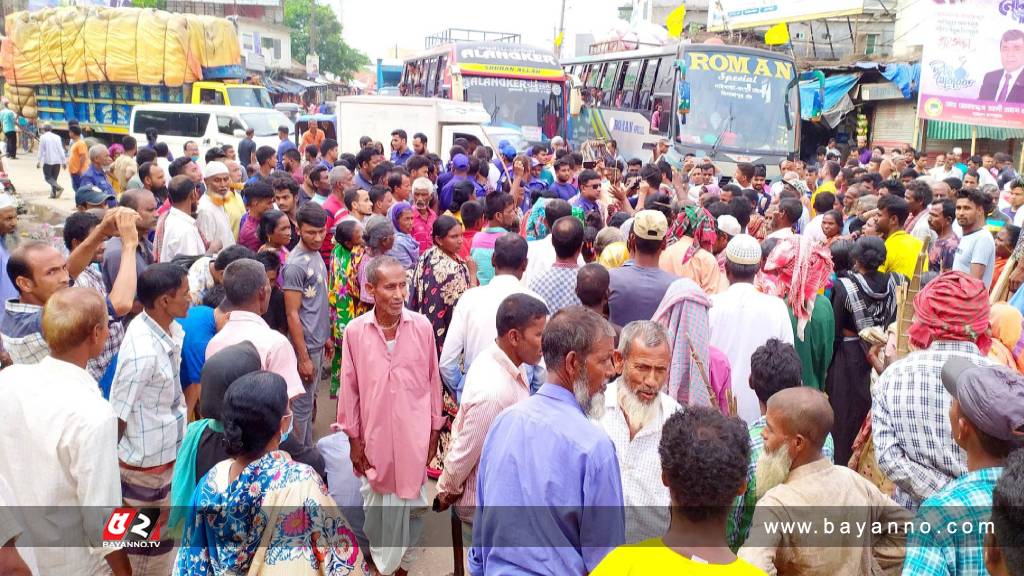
[717, 215, 741, 237]
[0, 194, 16, 210]
[204, 161, 229, 179]
[725, 234, 761, 266]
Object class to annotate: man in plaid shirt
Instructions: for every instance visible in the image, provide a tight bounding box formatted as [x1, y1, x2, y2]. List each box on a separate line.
[871, 271, 995, 509]
[903, 359, 1023, 574]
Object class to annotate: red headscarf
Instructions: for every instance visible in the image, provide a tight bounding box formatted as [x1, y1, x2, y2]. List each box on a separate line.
[761, 235, 834, 339]
[908, 271, 992, 354]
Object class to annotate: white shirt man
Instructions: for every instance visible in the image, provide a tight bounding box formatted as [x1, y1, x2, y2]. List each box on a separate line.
[439, 272, 546, 401]
[158, 207, 205, 262]
[598, 379, 681, 543]
[0, 356, 122, 575]
[196, 195, 235, 250]
[711, 235, 795, 422]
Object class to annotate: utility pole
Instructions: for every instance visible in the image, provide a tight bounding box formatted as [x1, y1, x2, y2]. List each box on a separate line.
[308, 0, 318, 77]
[556, 0, 566, 59]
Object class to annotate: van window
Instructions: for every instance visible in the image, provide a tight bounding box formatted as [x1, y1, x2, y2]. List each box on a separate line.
[133, 111, 210, 138]
[217, 114, 245, 136]
[198, 89, 224, 105]
[240, 111, 293, 137]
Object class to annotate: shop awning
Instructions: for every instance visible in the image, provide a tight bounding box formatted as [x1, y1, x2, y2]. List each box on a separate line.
[268, 77, 304, 94]
[927, 120, 1024, 140]
[800, 73, 860, 128]
[284, 76, 324, 89]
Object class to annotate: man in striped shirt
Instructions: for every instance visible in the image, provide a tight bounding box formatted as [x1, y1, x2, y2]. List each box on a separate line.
[436, 293, 549, 543]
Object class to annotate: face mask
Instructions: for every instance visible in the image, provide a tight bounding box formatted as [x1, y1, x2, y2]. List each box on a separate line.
[280, 413, 293, 444]
[191, 155, 199, 163]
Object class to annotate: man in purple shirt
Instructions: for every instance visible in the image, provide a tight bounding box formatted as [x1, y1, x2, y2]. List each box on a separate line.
[570, 169, 603, 216]
[550, 156, 579, 200]
[471, 306, 625, 575]
[275, 125, 297, 170]
[440, 153, 470, 212]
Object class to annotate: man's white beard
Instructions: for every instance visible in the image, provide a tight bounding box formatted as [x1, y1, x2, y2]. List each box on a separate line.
[618, 382, 659, 431]
[2, 230, 19, 251]
[573, 372, 605, 420]
[755, 443, 793, 499]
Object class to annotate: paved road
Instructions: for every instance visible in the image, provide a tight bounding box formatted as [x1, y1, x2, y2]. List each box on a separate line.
[2, 147, 461, 576]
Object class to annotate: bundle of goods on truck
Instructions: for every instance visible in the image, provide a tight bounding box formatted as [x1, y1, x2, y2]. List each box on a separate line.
[0, 6, 243, 120]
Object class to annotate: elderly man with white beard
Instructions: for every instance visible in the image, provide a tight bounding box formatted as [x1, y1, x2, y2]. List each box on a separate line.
[597, 320, 681, 543]
[738, 387, 911, 575]
[471, 306, 625, 575]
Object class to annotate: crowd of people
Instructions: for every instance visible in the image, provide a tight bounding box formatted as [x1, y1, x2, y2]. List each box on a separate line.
[0, 120, 1023, 576]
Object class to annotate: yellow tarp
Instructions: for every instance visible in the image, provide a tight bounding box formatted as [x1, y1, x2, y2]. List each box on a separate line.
[0, 6, 241, 88]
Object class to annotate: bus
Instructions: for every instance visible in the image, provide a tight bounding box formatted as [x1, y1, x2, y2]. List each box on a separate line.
[400, 42, 568, 149]
[562, 42, 801, 176]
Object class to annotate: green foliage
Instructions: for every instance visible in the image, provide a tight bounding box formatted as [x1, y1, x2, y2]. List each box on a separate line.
[285, 0, 368, 80]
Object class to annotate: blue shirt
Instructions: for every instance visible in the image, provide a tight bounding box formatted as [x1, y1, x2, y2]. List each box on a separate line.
[391, 148, 413, 166]
[0, 242, 18, 328]
[550, 181, 578, 201]
[470, 383, 625, 575]
[353, 170, 373, 191]
[904, 467, 1002, 575]
[440, 174, 468, 213]
[276, 139, 297, 170]
[0, 109, 14, 133]
[175, 305, 217, 389]
[79, 165, 116, 200]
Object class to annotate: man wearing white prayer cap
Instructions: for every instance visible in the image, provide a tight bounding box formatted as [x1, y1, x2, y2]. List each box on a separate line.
[196, 161, 235, 250]
[709, 234, 795, 422]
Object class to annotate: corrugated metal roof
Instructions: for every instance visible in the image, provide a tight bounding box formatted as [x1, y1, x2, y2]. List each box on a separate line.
[926, 120, 1024, 141]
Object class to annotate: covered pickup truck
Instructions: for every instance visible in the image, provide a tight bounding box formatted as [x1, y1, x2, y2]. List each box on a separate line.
[0, 6, 270, 138]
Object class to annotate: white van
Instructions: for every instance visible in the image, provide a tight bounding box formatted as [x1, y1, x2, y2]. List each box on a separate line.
[129, 104, 294, 163]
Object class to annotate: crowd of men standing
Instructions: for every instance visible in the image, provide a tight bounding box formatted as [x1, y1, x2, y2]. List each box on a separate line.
[0, 120, 1023, 576]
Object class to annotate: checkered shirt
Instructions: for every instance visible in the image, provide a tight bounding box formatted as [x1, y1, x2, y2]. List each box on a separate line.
[903, 467, 1002, 575]
[871, 341, 993, 509]
[109, 312, 187, 467]
[72, 265, 125, 381]
[526, 262, 581, 315]
[728, 414, 835, 549]
[0, 300, 48, 364]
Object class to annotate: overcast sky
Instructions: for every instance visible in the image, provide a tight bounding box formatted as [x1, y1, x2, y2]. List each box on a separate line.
[332, 0, 625, 62]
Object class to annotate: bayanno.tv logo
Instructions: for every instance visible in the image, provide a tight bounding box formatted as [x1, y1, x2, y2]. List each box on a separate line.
[102, 508, 162, 549]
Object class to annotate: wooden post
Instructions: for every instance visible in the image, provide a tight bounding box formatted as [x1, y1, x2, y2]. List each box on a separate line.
[970, 125, 977, 155]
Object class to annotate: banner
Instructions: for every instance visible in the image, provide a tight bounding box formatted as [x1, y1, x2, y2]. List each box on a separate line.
[918, 0, 1024, 129]
[707, 0, 863, 32]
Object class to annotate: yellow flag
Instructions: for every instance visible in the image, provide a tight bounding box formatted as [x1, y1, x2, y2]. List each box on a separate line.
[554, 31, 565, 48]
[765, 22, 790, 45]
[665, 4, 686, 38]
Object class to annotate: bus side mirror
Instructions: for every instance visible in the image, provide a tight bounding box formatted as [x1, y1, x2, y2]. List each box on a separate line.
[570, 86, 583, 116]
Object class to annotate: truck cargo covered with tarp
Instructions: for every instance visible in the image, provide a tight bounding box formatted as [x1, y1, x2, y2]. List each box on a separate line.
[0, 7, 241, 88]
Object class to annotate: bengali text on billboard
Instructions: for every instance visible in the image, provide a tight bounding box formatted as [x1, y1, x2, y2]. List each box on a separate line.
[918, 0, 1024, 129]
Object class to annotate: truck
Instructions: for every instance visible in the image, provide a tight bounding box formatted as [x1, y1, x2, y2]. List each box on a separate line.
[1, 6, 271, 141]
[29, 78, 272, 139]
[335, 95, 521, 156]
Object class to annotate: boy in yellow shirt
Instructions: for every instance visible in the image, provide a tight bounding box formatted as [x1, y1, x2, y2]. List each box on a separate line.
[592, 407, 766, 575]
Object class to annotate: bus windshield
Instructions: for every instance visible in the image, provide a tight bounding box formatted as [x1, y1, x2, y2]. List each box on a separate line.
[675, 49, 797, 157]
[228, 86, 273, 109]
[464, 76, 564, 141]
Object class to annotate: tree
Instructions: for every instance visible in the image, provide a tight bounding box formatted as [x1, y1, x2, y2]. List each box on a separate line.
[285, 0, 368, 80]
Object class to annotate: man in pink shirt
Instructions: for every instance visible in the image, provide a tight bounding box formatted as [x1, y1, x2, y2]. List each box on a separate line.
[205, 258, 304, 400]
[338, 255, 444, 575]
[410, 176, 437, 253]
[436, 293, 548, 542]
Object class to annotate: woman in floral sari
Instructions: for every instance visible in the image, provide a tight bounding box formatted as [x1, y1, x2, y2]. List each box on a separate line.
[174, 372, 358, 575]
[328, 220, 367, 397]
[408, 215, 471, 477]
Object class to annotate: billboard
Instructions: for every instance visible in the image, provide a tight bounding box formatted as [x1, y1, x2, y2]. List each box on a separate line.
[918, 0, 1024, 129]
[707, 0, 864, 32]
